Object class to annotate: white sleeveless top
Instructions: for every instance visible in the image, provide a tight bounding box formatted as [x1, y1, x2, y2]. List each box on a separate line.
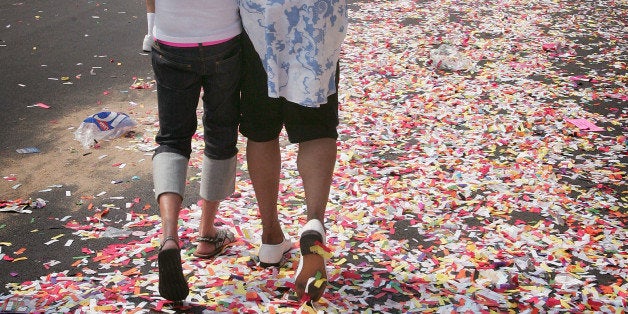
[240, 0, 348, 107]
[155, 0, 242, 43]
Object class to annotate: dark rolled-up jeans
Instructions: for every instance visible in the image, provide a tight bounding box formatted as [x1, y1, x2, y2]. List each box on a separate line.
[150, 35, 241, 201]
[151, 36, 241, 160]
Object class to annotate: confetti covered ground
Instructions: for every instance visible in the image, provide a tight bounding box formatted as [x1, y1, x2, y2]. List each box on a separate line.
[1, 0, 627, 313]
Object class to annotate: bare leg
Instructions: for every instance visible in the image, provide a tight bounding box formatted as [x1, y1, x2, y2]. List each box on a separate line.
[159, 192, 182, 250]
[298, 138, 336, 222]
[295, 138, 336, 300]
[157, 191, 189, 301]
[246, 138, 286, 245]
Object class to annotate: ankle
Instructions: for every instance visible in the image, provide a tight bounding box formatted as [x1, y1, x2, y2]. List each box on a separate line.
[160, 235, 179, 250]
[199, 225, 217, 238]
[261, 231, 285, 245]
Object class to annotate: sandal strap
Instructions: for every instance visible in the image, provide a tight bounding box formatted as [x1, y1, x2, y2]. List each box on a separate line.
[197, 228, 235, 248]
[159, 235, 179, 251]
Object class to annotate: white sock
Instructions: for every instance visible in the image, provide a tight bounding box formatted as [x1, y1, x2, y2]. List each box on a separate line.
[147, 13, 155, 36]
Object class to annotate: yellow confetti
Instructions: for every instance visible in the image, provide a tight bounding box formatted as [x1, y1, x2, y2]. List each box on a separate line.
[298, 303, 317, 314]
[309, 245, 333, 260]
[313, 278, 327, 288]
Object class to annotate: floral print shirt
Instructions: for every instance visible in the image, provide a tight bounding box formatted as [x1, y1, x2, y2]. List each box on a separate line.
[240, 0, 348, 107]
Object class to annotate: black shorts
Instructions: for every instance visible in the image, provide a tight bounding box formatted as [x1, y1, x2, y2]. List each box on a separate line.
[239, 31, 339, 144]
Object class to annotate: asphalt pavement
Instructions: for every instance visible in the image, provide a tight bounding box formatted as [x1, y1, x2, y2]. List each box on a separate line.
[1, 0, 626, 313]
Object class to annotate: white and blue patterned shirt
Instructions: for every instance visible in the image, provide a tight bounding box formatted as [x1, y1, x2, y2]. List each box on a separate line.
[240, 0, 348, 107]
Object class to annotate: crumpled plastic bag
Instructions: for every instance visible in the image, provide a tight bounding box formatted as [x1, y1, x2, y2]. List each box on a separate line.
[101, 226, 132, 238]
[428, 44, 476, 71]
[74, 111, 136, 148]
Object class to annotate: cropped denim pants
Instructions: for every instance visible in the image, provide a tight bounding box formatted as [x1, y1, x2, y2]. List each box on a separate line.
[150, 35, 241, 201]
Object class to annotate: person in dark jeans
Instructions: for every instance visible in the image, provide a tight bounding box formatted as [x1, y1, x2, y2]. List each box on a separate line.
[150, 0, 242, 302]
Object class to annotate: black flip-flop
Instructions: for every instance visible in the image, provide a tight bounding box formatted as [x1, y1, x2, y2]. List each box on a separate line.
[158, 236, 189, 301]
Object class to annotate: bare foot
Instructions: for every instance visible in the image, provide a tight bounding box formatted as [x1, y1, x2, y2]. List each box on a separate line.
[195, 235, 217, 256]
[295, 253, 327, 301]
[193, 228, 236, 259]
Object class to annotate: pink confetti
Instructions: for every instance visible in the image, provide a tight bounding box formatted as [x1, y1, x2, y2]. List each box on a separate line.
[565, 118, 605, 131]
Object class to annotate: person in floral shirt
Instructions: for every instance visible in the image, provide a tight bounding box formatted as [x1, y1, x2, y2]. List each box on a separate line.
[239, 0, 348, 302]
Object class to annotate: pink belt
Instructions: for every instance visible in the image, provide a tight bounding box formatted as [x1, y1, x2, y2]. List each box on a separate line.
[156, 37, 233, 48]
